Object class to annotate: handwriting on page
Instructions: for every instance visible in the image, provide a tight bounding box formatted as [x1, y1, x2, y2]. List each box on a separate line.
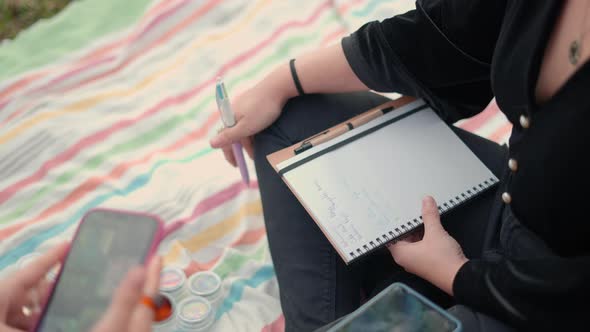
[314, 180, 362, 248]
[312, 178, 397, 249]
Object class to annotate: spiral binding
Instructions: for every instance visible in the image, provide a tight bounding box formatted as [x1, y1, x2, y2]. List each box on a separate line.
[347, 177, 500, 262]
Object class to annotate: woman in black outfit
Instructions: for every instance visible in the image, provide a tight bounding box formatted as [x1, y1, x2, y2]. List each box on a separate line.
[210, 1, 590, 331]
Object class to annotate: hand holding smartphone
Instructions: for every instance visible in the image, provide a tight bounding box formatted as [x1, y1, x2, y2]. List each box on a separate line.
[31, 209, 167, 332]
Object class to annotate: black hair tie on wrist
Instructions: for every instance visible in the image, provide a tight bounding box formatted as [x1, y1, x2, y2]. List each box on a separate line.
[289, 58, 305, 96]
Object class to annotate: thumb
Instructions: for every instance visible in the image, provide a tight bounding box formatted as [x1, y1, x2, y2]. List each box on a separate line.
[421, 196, 443, 235]
[387, 240, 411, 255]
[210, 125, 243, 148]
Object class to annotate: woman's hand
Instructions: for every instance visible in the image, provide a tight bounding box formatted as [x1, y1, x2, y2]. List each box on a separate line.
[208, 44, 371, 167]
[91, 257, 161, 332]
[388, 196, 468, 295]
[0, 243, 68, 331]
[209, 78, 291, 167]
[0, 243, 161, 332]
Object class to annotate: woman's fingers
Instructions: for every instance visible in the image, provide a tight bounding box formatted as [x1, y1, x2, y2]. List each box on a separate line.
[0, 325, 25, 332]
[91, 267, 146, 332]
[17, 243, 68, 289]
[421, 196, 443, 235]
[221, 139, 253, 166]
[144, 257, 162, 297]
[242, 136, 254, 160]
[8, 278, 54, 330]
[129, 257, 162, 332]
[222, 146, 237, 167]
[210, 122, 247, 149]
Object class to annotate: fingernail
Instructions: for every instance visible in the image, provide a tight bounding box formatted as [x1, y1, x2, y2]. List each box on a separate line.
[422, 196, 434, 207]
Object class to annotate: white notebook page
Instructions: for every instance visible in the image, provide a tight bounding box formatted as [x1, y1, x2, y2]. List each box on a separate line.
[278, 102, 498, 263]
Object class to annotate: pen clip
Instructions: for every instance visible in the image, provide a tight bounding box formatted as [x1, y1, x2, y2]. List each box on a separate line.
[297, 129, 330, 148]
[293, 129, 331, 154]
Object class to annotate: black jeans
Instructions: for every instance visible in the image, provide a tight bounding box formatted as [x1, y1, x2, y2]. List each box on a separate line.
[253, 92, 507, 332]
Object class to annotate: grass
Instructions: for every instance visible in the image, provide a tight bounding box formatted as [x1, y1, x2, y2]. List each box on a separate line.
[0, 0, 73, 41]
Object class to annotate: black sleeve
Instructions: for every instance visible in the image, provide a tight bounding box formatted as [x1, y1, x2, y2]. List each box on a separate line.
[453, 254, 590, 330]
[341, 0, 507, 123]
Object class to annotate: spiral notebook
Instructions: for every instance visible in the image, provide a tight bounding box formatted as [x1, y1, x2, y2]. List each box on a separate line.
[267, 98, 499, 264]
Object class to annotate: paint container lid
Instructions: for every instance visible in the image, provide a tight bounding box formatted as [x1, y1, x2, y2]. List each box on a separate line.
[159, 266, 186, 294]
[188, 271, 221, 297]
[176, 296, 214, 330]
[152, 293, 176, 331]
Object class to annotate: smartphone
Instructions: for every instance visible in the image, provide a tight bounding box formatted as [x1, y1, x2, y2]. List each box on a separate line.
[33, 209, 164, 332]
[326, 283, 462, 332]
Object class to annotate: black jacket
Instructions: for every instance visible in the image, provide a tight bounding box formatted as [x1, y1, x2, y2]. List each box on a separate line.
[342, 0, 590, 330]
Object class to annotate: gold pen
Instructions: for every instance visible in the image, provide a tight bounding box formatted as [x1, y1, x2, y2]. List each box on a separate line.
[294, 105, 394, 154]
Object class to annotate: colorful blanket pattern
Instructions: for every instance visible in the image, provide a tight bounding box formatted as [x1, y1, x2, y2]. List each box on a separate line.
[0, 0, 510, 330]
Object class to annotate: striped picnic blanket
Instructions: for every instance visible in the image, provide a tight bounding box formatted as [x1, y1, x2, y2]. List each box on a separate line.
[0, 0, 510, 330]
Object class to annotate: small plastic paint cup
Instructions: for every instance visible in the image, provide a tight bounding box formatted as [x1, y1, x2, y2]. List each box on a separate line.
[176, 296, 215, 331]
[152, 293, 176, 332]
[159, 266, 188, 299]
[188, 271, 223, 307]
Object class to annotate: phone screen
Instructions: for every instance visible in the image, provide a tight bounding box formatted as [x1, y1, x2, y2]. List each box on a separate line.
[36, 210, 158, 332]
[331, 283, 460, 332]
